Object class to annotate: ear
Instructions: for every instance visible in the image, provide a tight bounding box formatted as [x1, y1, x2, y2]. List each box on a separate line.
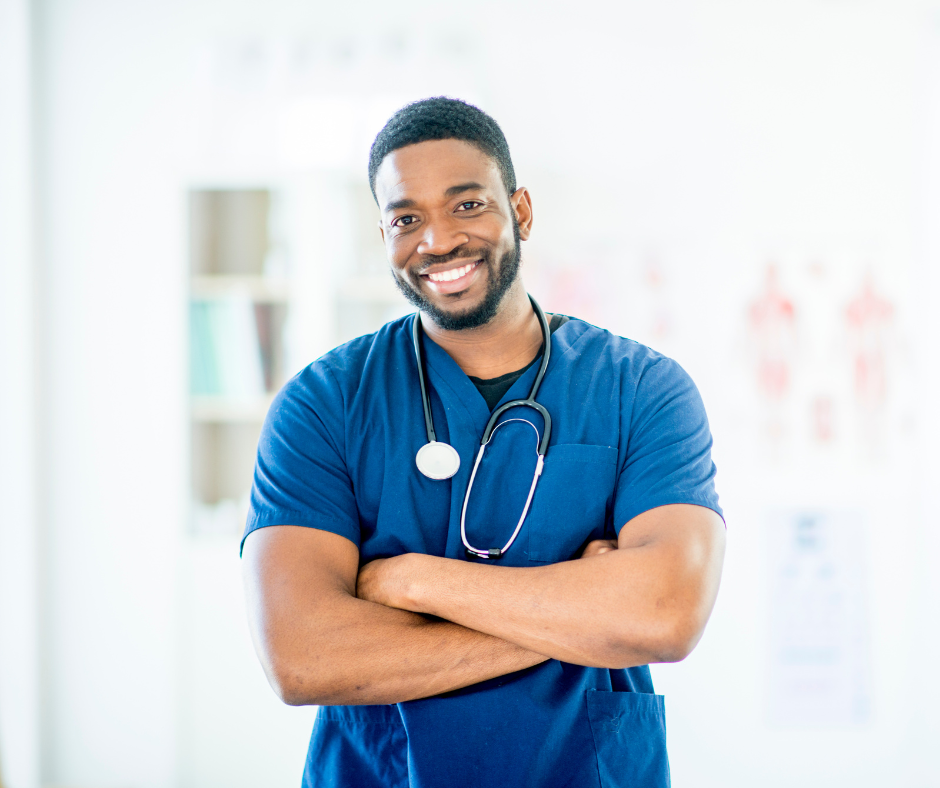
[377, 220, 386, 245]
[510, 187, 533, 241]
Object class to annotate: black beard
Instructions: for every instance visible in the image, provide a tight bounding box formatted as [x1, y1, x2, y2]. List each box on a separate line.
[391, 221, 522, 331]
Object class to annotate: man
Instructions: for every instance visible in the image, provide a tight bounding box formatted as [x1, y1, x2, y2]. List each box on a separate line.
[242, 97, 725, 788]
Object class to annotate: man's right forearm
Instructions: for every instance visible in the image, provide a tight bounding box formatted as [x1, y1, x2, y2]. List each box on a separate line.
[259, 591, 547, 707]
[243, 525, 548, 707]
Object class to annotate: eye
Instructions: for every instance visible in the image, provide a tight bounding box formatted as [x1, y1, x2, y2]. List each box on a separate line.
[456, 201, 482, 211]
[391, 215, 417, 228]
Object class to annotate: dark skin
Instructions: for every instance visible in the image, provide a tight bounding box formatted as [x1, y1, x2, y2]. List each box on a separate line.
[242, 139, 726, 706]
[378, 139, 541, 379]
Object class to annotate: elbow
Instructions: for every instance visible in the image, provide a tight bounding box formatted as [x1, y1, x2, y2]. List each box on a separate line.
[274, 678, 314, 707]
[604, 614, 704, 668]
[646, 614, 704, 664]
[267, 664, 315, 707]
[651, 632, 697, 664]
[266, 650, 365, 707]
[264, 655, 331, 707]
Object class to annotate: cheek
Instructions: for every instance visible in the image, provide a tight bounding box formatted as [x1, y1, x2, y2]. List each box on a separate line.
[478, 215, 514, 248]
[386, 238, 412, 270]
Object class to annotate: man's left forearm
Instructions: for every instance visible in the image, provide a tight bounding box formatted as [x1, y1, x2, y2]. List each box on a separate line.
[358, 504, 726, 669]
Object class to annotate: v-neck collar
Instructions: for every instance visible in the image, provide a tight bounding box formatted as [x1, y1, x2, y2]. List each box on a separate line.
[420, 323, 565, 425]
[420, 331, 492, 427]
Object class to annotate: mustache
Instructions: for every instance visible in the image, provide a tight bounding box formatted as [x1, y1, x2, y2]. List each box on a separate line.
[417, 247, 490, 272]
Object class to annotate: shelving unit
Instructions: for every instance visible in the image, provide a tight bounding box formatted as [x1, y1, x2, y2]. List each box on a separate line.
[186, 177, 410, 537]
[334, 178, 413, 345]
[188, 188, 291, 536]
[190, 275, 292, 301]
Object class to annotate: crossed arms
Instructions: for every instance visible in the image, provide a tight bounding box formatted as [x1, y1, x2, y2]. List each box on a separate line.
[242, 503, 726, 707]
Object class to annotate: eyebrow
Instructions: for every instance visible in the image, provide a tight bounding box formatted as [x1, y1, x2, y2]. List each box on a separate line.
[383, 182, 486, 213]
[384, 197, 416, 212]
[444, 182, 485, 198]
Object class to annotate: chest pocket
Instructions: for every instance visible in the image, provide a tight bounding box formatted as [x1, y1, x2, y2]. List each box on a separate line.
[525, 444, 618, 564]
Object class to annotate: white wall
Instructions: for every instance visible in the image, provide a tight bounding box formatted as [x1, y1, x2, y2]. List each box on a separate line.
[22, 0, 940, 785]
[35, 0, 186, 782]
[0, 0, 41, 786]
[905, 19, 940, 783]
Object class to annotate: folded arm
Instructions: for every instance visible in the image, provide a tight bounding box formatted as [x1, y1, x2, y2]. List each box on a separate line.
[357, 503, 726, 669]
[242, 525, 549, 707]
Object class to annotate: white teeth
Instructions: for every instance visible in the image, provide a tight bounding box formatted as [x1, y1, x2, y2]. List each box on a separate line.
[428, 262, 475, 283]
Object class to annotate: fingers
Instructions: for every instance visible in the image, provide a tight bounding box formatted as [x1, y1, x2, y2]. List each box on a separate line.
[581, 539, 618, 558]
[355, 559, 384, 602]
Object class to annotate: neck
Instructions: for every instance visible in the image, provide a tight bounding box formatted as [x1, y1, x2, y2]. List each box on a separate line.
[420, 281, 543, 379]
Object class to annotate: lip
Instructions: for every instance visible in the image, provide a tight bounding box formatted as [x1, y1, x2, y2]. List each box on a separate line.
[419, 259, 482, 295]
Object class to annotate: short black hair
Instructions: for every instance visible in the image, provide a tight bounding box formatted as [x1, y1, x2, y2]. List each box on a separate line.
[368, 97, 517, 202]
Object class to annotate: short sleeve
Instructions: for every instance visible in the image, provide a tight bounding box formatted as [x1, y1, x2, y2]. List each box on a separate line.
[613, 357, 723, 531]
[240, 362, 360, 555]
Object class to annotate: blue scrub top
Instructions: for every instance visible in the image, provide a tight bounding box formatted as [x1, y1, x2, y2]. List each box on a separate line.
[244, 315, 722, 788]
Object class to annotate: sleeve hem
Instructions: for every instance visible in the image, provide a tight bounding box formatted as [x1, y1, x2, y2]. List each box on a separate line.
[615, 495, 725, 534]
[240, 515, 360, 557]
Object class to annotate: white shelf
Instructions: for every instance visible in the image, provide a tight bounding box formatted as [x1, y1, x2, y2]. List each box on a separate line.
[337, 274, 405, 304]
[190, 275, 291, 302]
[191, 396, 274, 423]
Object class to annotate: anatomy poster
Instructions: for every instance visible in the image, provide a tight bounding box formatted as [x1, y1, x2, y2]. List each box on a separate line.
[738, 254, 910, 464]
[766, 509, 871, 726]
[746, 263, 798, 445]
[844, 273, 899, 452]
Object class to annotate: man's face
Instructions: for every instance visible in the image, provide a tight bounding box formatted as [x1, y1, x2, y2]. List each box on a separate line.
[374, 139, 531, 330]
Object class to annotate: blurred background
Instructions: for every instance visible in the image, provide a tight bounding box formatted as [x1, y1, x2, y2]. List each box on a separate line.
[2, 0, 939, 786]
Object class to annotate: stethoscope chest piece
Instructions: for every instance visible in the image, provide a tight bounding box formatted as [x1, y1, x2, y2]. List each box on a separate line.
[416, 440, 461, 480]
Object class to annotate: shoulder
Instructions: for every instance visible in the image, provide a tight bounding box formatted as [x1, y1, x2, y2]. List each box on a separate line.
[552, 315, 690, 390]
[276, 314, 414, 408]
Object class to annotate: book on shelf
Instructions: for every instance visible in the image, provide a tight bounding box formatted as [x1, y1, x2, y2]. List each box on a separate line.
[253, 302, 277, 392]
[190, 297, 271, 400]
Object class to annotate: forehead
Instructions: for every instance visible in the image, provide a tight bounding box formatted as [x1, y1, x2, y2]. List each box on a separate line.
[374, 139, 502, 208]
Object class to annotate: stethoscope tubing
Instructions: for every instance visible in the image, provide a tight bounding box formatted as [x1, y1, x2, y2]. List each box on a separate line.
[413, 312, 439, 444]
[460, 418, 545, 559]
[413, 294, 553, 560]
[412, 294, 552, 450]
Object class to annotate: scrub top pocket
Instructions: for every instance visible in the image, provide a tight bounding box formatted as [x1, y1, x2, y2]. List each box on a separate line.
[526, 444, 618, 563]
[304, 705, 409, 788]
[586, 689, 671, 788]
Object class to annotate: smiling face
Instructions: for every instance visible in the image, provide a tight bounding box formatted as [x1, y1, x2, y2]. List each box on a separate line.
[374, 138, 532, 331]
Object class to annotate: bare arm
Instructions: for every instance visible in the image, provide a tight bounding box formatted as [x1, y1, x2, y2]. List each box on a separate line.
[357, 504, 726, 668]
[242, 525, 548, 707]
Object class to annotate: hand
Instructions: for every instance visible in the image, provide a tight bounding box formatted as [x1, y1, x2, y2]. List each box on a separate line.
[581, 539, 618, 558]
[356, 555, 417, 610]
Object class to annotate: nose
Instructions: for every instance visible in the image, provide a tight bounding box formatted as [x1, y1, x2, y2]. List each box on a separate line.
[416, 213, 469, 258]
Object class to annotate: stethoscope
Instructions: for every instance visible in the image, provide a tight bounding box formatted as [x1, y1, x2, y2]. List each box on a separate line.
[412, 295, 553, 559]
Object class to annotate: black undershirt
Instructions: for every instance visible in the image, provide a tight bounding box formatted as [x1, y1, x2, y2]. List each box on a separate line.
[468, 314, 569, 411]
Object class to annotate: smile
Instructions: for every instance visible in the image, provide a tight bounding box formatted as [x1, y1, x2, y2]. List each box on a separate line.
[425, 261, 479, 283]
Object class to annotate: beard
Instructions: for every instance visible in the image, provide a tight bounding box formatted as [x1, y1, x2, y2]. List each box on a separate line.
[391, 220, 522, 331]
